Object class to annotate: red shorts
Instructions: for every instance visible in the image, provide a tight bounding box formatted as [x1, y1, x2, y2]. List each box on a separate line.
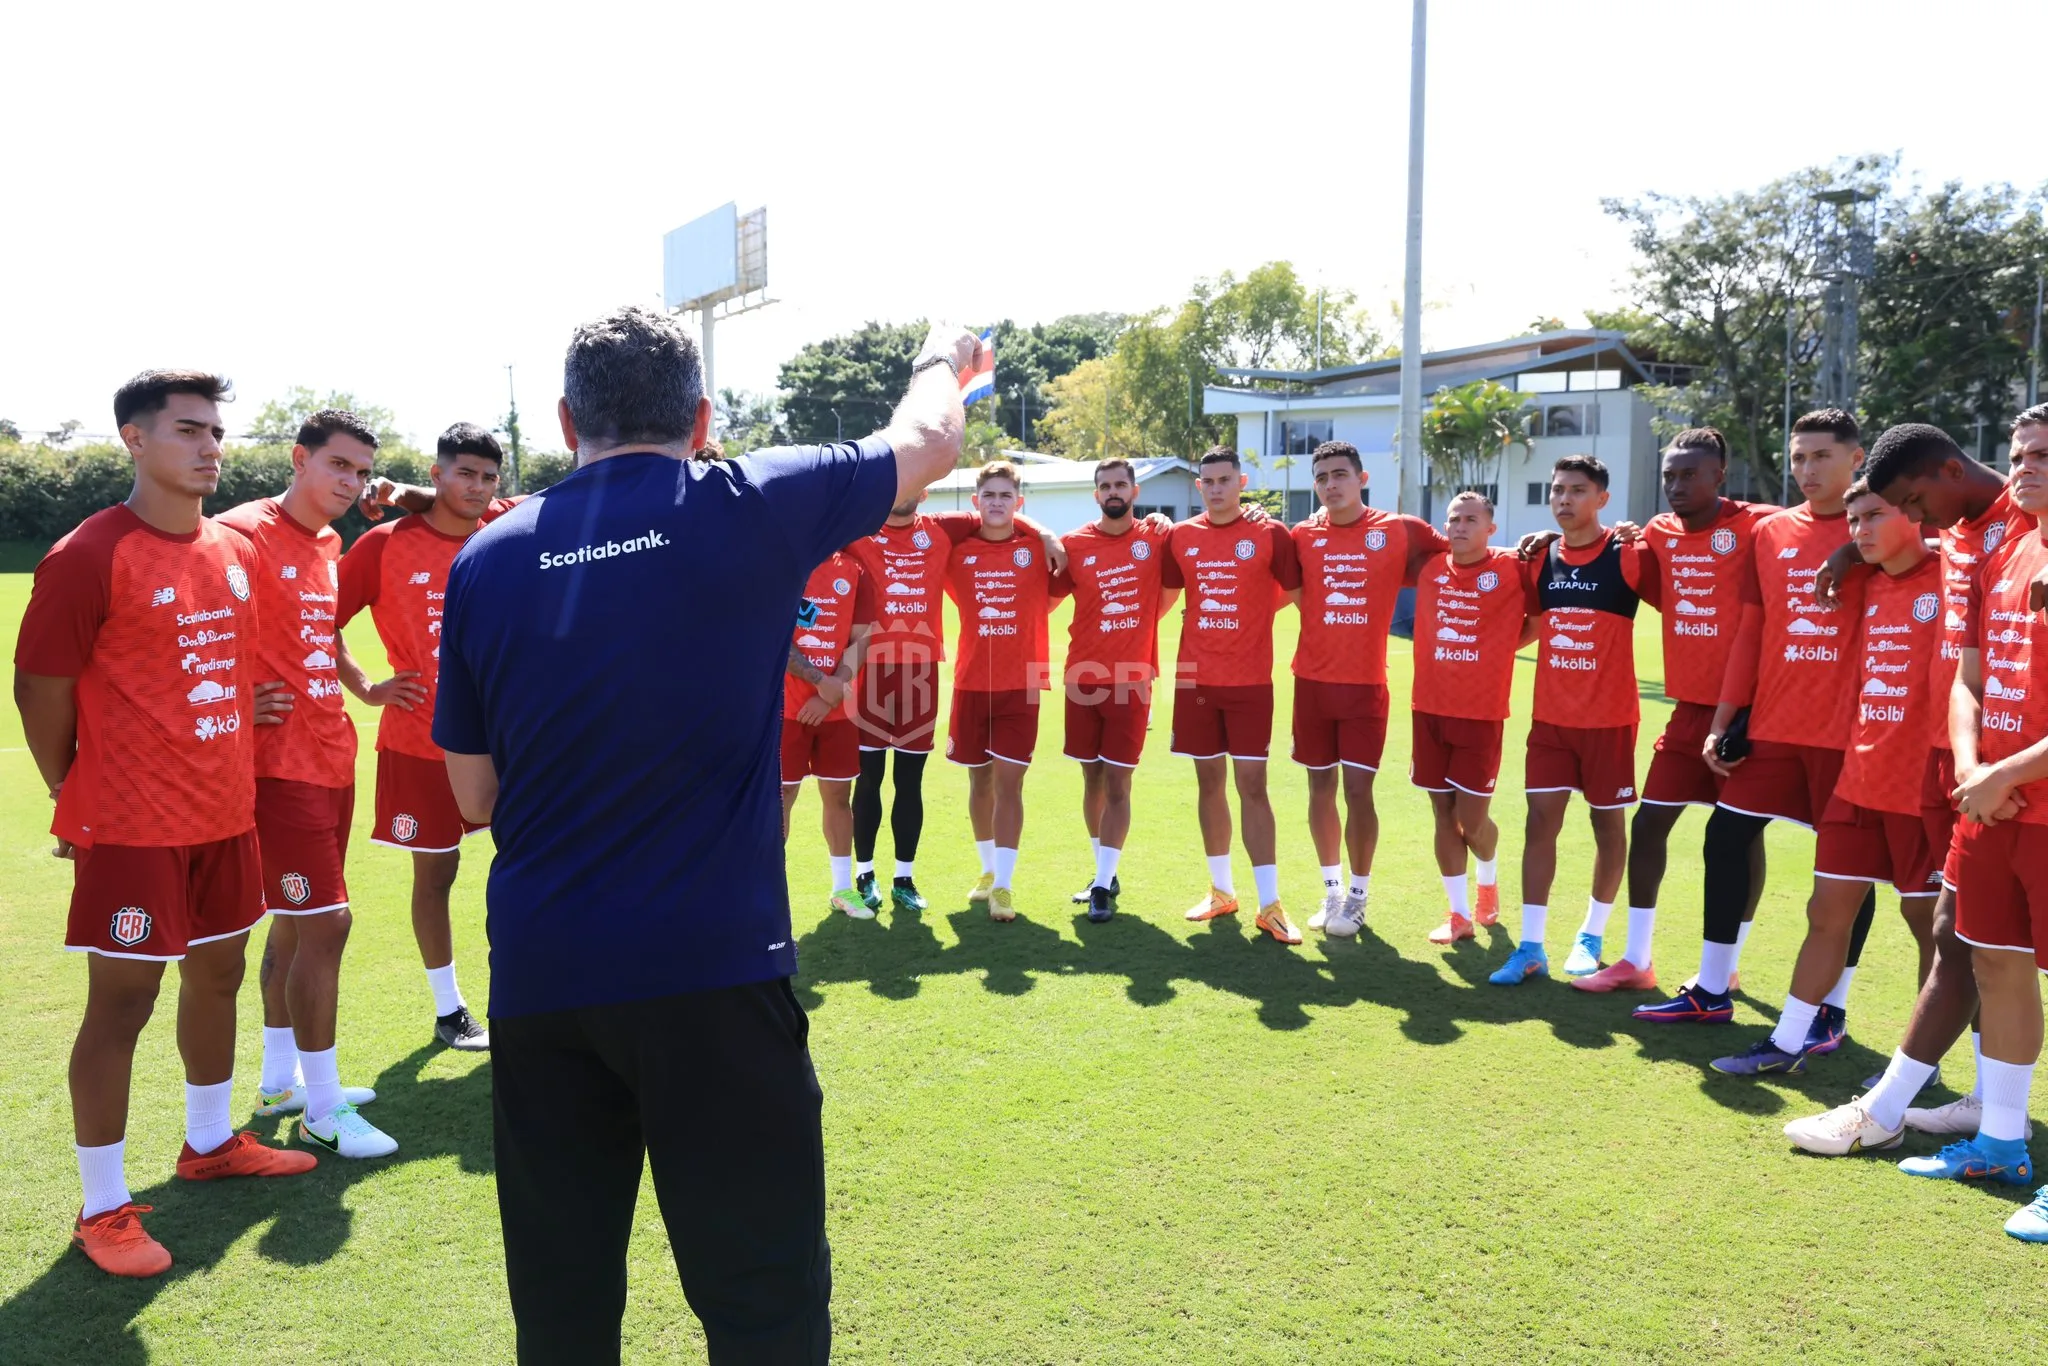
[1716, 739, 1844, 828]
[66, 829, 265, 961]
[373, 749, 487, 853]
[1948, 819, 2048, 971]
[1170, 683, 1275, 761]
[254, 778, 354, 915]
[1409, 712, 1505, 796]
[1815, 796, 1944, 896]
[1642, 702, 1722, 808]
[947, 689, 1039, 766]
[1291, 680, 1390, 771]
[780, 716, 861, 783]
[1064, 695, 1150, 767]
[852, 662, 940, 753]
[1526, 721, 1639, 808]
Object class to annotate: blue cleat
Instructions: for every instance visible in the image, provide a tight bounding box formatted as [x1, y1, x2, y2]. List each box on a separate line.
[1562, 931, 1603, 977]
[1633, 983, 1735, 1024]
[1899, 1136, 2034, 1186]
[2007, 1187, 2048, 1242]
[1804, 1003, 1848, 1056]
[1488, 943, 1549, 986]
[1710, 1038, 1810, 1076]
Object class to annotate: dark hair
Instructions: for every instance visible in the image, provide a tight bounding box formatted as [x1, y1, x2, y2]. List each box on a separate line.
[1844, 477, 1878, 505]
[1552, 454, 1609, 491]
[298, 408, 379, 452]
[1863, 422, 1963, 495]
[562, 305, 705, 447]
[1310, 440, 1362, 473]
[2014, 403, 2048, 433]
[1448, 488, 1495, 515]
[1198, 445, 1241, 470]
[114, 369, 232, 429]
[975, 459, 1020, 491]
[1666, 426, 1727, 462]
[1792, 408, 1860, 444]
[1094, 457, 1136, 484]
[436, 421, 504, 464]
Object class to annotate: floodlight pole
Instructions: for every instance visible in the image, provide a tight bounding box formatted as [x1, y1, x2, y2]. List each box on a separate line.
[699, 306, 717, 414]
[1396, 0, 1428, 518]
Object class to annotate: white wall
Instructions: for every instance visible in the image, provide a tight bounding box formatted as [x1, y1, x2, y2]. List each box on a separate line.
[927, 470, 1200, 536]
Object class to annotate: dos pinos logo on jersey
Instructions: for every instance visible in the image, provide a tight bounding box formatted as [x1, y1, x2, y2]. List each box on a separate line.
[1131, 540, 1151, 561]
[911, 529, 932, 550]
[1984, 521, 2007, 555]
[280, 872, 312, 906]
[1913, 593, 1939, 623]
[110, 907, 152, 947]
[1013, 547, 1033, 568]
[391, 813, 419, 843]
[1365, 530, 1387, 551]
[225, 564, 250, 601]
[1478, 571, 1500, 592]
[1711, 528, 1737, 555]
[1234, 539, 1256, 561]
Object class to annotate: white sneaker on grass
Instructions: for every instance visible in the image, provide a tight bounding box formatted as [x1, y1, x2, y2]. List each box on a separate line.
[299, 1102, 398, 1158]
[1325, 892, 1368, 939]
[1783, 1099, 1903, 1156]
[1904, 1094, 2033, 1139]
[1307, 888, 1343, 933]
[256, 1083, 377, 1118]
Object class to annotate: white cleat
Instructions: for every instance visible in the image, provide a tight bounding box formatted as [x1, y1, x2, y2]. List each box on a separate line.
[1782, 1098, 1904, 1156]
[1325, 892, 1368, 939]
[1904, 1094, 2033, 1138]
[255, 1084, 377, 1118]
[298, 1102, 398, 1159]
[1307, 888, 1342, 933]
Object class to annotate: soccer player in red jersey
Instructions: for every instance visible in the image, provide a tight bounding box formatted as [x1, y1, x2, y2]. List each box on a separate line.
[1409, 491, 1540, 944]
[1714, 478, 1943, 1079]
[340, 424, 512, 1052]
[944, 462, 1065, 920]
[781, 549, 878, 917]
[1287, 441, 1447, 938]
[1637, 409, 1872, 1026]
[1491, 455, 1656, 986]
[13, 371, 314, 1278]
[1052, 459, 1178, 923]
[1162, 446, 1305, 944]
[216, 410, 404, 1158]
[1575, 429, 1774, 992]
[842, 494, 1062, 915]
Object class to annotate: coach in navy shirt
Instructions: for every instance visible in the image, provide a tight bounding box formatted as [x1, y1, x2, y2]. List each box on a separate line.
[435, 306, 980, 1365]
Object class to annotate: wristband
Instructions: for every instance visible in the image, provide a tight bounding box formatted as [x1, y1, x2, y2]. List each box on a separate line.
[910, 354, 960, 381]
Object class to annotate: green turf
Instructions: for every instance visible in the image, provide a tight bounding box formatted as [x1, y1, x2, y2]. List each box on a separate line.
[0, 570, 2037, 1364]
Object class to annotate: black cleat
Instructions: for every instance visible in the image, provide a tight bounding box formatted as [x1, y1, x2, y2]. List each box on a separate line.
[855, 870, 883, 911]
[891, 877, 928, 913]
[1086, 885, 1117, 923]
[435, 1006, 490, 1052]
[1073, 874, 1121, 905]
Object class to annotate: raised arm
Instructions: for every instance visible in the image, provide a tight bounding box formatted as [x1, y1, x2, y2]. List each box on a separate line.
[880, 324, 981, 506]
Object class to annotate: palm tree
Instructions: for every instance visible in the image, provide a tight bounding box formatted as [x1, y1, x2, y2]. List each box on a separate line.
[1421, 379, 1533, 500]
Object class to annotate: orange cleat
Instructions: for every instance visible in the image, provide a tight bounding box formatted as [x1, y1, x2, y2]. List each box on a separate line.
[1185, 888, 1240, 922]
[1473, 882, 1501, 926]
[73, 1203, 172, 1278]
[1429, 913, 1476, 945]
[177, 1130, 317, 1182]
[1255, 902, 1302, 945]
[1571, 959, 1658, 992]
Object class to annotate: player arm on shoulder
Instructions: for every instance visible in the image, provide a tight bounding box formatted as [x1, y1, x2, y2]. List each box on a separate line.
[1814, 540, 1874, 610]
[1402, 515, 1451, 586]
[1517, 614, 1542, 648]
[1621, 540, 1662, 610]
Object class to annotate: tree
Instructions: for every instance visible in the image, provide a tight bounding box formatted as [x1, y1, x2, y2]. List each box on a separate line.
[776, 321, 926, 445]
[248, 386, 405, 447]
[985, 314, 1126, 447]
[1422, 380, 1532, 494]
[0, 418, 21, 442]
[715, 388, 787, 456]
[46, 419, 83, 446]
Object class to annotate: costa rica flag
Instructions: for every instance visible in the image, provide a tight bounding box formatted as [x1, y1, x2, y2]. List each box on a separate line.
[959, 329, 996, 407]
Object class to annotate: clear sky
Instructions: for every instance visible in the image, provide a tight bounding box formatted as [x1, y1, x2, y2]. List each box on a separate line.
[4, 0, 2042, 446]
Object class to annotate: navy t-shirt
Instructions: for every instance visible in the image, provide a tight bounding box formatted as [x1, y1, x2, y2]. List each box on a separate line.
[433, 439, 897, 1017]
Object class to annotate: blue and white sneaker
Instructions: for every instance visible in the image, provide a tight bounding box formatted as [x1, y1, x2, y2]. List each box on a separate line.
[1562, 932, 1603, 977]
[1632, 983, 1735, 1024]
[1898, 1136, 2034, 1186]
[298, 1102, 398, 1159]
[1804, 1003, 1848, 1056]
[1711, 1039, 1810, 1076]
[1488, 943, 1549, 986]
[2006, 1187, 2048, 1242]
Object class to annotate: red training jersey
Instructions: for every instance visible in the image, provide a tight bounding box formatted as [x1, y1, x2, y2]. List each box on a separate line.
[1524, 531, 1650, 728]
[1641, 499, 1770, 705]
[843, 511, 1004, 668]
[1290, 509, 1445, 684]
[1834, 553, 1943, 815]
[1966, 526, 2048, 826]
[1411, 548, 1528, 722]
[213, 498, 356, 789]
[1932, 487, 2036, 751]
[14, 506, 259, 848]
[337, 514, 474, 761]
[1052, 520, 1170, 683]
[784, 551, 878, 720]
[944, 530, 1061, 694]
[1728, 505, 1866, 749]
[1160, 515, 1301, 688]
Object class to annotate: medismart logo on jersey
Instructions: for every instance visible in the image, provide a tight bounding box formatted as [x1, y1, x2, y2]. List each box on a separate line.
[538, 530, 671, 570]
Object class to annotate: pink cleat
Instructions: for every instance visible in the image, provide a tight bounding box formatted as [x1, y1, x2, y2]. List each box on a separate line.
[1572, 959, 1658, 993]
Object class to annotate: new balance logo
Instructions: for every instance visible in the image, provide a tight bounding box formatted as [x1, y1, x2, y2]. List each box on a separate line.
[1615, 787, 1634, 799]
[279, 565, 299, 580]
[151, 587, 176, 607]
[408, 571, 431, 584]
[1778, 547, 1798, 558]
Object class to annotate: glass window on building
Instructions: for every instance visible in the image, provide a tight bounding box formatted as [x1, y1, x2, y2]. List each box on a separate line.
[1515, 371, 1569, 393]
[1278, 420, 1334, 455]
[1527, 481, 1547, 505]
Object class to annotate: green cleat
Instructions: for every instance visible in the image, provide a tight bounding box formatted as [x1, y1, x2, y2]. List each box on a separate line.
[853, 871, 883, 911]
[830, 888, 876, 920]
[891, 877, 928, 912]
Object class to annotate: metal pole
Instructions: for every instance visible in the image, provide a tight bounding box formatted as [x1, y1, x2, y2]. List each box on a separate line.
[504, 364, 522, 493]
[1315, 283, 1325, 371]
[1781, 306, 1795, 507]
[1396, 0, 1428, 518]
[2030, 271, 2043, 408]
[699, 305, 716, 417]
[831, 408, 842, 443]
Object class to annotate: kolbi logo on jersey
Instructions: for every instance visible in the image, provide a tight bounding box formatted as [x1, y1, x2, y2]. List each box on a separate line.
[1711, 528, 1737, 555]
[1912, 593, 1940, 623]
[280, 872, 312, 906]
[110, 908, 152, 947]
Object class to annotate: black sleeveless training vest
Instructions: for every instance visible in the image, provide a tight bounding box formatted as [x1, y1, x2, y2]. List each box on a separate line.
[1538, 533, 1639, 618]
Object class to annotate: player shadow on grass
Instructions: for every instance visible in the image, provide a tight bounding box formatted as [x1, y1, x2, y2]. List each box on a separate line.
[0, 1045, 492, 1366]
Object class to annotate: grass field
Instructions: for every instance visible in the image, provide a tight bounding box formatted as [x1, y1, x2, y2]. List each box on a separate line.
[1, 567, 2039, 1364]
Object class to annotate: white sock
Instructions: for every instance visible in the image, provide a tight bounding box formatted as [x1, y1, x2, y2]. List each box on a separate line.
[1443, 875, 1470, 919]
[1349, 873, 1371, 898]
[1729, 920, 1754, 973]
[1971, 1032, 1986, 1102]
[1252, 865, 1281, 908]
[76, 1139, 130, 1220]
[260, 1025, 300, 1093]
[1091, 837, 1102, 860]
[975, 840, 997, 875]
[895, 859, 915, 880]
[1207, 854, 1234, 894]
[1823, 966, 1856, 1010]
[994, 846, 1019, 889]
[1864, 1050, 1939, 1130]
[1475, 857, 1499, 887]
[1770, 996, 1820, 1055]
[1623, 907, 1655, 969]
[1320, 864, 1342, 890]
[1580, 898, 1614, 937]
[856, 859, 875, 878]
[1094, 844, 1121, 890]
[427, 963, 465, 1016]
[830, 854, 853, 890]
[300, 1045, 343, 1125]
[1519, 904, 1548, 947]
[185, 1079, 234, 1157]
[1979, 1058, 2036, 1143]
[1697, 940, 1737, 996]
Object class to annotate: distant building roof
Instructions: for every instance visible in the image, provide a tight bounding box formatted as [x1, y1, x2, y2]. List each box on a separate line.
[927, 454, 1193, 491]
[1207, 328, 1653, 410]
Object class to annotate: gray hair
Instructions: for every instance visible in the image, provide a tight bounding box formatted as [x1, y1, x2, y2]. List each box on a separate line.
[562, 305, 705, 447]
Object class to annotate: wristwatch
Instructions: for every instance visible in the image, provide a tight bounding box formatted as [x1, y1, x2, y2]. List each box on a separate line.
[909, 353, 960, 381]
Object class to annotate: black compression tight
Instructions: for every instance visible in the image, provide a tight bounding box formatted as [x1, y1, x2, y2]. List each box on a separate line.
[1843, 882, 1879, 968]
[852, 749, 928, 865]
[1701, 808, 1770, 945]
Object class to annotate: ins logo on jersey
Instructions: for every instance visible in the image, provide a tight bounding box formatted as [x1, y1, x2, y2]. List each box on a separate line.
[1131, 540, 1151, 561]
[110, 907, 152, 947]
[1711, 528, 1737, 555]
[1012, 547, 1033, 569]
[1365, 530, 1387, 551]
[1234, 539, 1256, 561]
[224, 564, 251, 601]
[1912, 593, 1940, 623]
[911, 529, 933, 550]
[832, 577, 851, 596]
[391, 813, 419, 843]
[1478, 571, 1500, 593]
[280, 872, 312, 906]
